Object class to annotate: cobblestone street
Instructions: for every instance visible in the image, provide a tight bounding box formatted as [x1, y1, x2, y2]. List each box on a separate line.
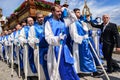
[0, 53, 120, 80]
[80, 53, 120, 80]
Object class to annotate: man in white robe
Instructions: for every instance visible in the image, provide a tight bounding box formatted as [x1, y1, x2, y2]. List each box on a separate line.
[18, 17, 37, 78]
[45, 5, 79, 80]
[28, 12, 49, 80]
[3, 30, 9, 63]
[70, 8, 102, 77]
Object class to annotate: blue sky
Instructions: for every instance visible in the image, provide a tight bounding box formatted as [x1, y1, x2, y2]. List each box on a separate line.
[0, 0, 120, 25]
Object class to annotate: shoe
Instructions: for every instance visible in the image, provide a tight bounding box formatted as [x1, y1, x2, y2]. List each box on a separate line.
[77, 73, 91, 77]
[106, 69, 114, 73]
[77, 73, 84, 77]
[113, 68, 120, 72]
[92, 71, 103, 78]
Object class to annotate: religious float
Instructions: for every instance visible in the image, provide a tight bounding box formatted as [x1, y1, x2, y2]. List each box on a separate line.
[2, 0, 61, 30]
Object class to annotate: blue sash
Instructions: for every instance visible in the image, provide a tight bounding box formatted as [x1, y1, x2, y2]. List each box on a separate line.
[76, 20, 97, 72]
[34, 23, 49, 80]
[48, 18, 79, 80]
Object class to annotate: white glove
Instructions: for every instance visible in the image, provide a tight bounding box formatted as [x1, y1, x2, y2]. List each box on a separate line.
[9, 42, 12, 46]
[67, 9, 77, 21]
[2, 40, 4, 43]
[62, 7, 66, 11]
[10, 38, 14, 42]
[48, 13, 52, 17]
[5, 41, 9, 46]
[34, 38, 39, 43]
[83, 35, 89, 39]
[59, 33, 66, 40]
[29, 41, 35, 49]
[23, 39, 28, 43]
[14, 39, 18, 45]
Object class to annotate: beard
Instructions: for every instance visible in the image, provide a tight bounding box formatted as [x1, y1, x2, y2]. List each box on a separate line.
[39, 22, 43, 25]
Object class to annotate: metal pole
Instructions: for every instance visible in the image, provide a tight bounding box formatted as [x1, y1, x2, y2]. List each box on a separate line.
[24, 43, 28, 80]
[88, 40, 110, 80]
[11, 41, 13, 77]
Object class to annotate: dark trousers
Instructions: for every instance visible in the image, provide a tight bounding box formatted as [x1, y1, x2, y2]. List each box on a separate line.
[102, 44, 119, 70]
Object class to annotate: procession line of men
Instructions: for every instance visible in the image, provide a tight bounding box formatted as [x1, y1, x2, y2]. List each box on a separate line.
[1, 5, 119, 80]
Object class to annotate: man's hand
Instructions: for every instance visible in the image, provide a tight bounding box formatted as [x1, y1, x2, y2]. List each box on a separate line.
[59, 34, 66, 40]
[115, 48, 120, 54]
[34, 38, 39, 43]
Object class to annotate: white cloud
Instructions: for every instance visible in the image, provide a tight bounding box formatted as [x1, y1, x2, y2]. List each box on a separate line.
[87, 0, 120, 25]
[46, 0, 120, 25]
[0, 0, 120, 25]
[68, 0, 120, 25]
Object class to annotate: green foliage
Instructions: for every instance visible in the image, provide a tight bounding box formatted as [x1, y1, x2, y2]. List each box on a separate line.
[118, 26, 120, 32]
[118, 29, 120, 32]
[35, 1, 51, 9]
[14, 6, 20, 12]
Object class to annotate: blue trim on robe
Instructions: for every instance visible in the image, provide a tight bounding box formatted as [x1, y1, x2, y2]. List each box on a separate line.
[2, 45, 5, 59]
[24, 26, 30, 39]
[66, 27, 73, 54]
[13, 31, 17, 37]
[34, 22, 50, 80]
[89, 37, 103, 66]
[61, 8, 68, 18]
[18, 30, 24, 70]
[44, 15, 53, 24]
[4, 35, 9, 59]
[48, 18, 79, 80]
[13, 44, 17, 60]
[97, 29, 103, 58]
[2, 36, 6, 59]
[24, 26, 37, 73]
[12, 31, 17, 60]
[19, 46, 24, 69]
[28, 45, 37, 73]
[75, 20, 97, 72]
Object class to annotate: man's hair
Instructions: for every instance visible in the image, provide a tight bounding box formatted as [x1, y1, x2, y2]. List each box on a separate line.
[20, 20, 26, 25]
[51, 5, 61, 12]
[26, 16, 33, 22]
[21, 20, 26, 23]
[73, 8, 80, 13]
[36, 12, 43, 17]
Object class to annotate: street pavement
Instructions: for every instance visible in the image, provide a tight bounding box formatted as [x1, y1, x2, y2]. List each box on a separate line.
[0, 53, 120, 80]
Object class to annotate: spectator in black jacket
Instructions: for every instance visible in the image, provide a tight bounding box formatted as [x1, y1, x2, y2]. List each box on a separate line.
[88, 14, 120, 73]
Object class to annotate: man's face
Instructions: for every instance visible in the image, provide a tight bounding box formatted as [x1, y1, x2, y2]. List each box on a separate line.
[19, 26, 22, 30]
[21, 22, 26, 27]
[27, 17, 34, 26]
[37, 14, 44, 24]
[75, 10, 81, 19]
[12, 29, 16, 32]
[102, 14, 110, 24]
[8, 30, 12, 34]
[16, 24, 21, 30]
[53, 6, 62, 19]
[4, 30, 8, 35]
